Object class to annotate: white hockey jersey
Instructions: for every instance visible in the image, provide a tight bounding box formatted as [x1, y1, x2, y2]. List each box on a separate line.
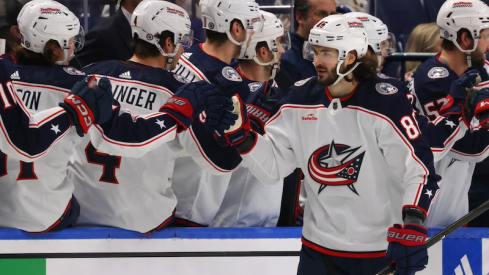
[70, 60, 187, 233]
[0, 55, 84, 232]
[241, 76, 440, 256]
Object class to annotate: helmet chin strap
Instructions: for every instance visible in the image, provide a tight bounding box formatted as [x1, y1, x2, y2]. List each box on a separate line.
[156, 42, 181, 71]
[453, 39, 478, 68]
[227, 29, 251, 58]
[331, 60, 361, 86]
[55, 48, 71, 65]
[252, 51, 279, 79]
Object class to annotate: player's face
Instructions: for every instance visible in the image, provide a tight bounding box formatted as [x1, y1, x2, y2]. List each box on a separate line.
[313, 45, 339, 86]
[477, 28, 489, 55]
[299, 0, 336, 36]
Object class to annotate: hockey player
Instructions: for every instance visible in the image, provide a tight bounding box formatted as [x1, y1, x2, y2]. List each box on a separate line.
[409, 0, 489, 227]
[0, 0, 114, 233]
[0, 58, 112, 163]
[170, 0, 263, 226]
[69, 1, 227, 234]
[210, 10, 289, 227]
[207, 15, 441, 275]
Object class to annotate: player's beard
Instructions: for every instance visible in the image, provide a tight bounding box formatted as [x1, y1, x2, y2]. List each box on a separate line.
[470, 48, 485, 68]
[316, 64, 339, 86]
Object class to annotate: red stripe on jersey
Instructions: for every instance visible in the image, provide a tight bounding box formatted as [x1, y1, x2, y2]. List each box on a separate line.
[179, 56, 208, 82]
[302, 237, 386, 258]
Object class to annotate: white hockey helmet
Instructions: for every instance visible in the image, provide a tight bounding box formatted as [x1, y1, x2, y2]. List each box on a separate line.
[131, 0, 193, 69]
[304, 14, 368, 85]
[437, 0, 489, 52]
[239, 10, 290, 79]
[200, 0, 262, 55]
[17, 0, 83, 55]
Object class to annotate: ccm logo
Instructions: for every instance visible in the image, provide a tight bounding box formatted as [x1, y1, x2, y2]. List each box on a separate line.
[246, 105, 269, 123]
[167, 98, 187, 106]
[479, 101, 489, 107]
[67, 95, 92, 127]
[388, 232, 425, 243]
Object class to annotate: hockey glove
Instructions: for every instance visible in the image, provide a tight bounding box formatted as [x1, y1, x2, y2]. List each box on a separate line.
[386, 223, 428, 275]
[60, 75, 113, 137]
[246, 81, 284, 134]
[439, 69, 480, 117]
[205, 98, 238, 132]
[160, 81, 228, 131]
[213, 95, 251, 146]
[470, 87, 489, 128]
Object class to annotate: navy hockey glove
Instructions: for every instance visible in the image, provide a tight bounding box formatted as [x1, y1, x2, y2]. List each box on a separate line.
[204, 98, 238, 132]
[470, 87, 489, 128]
[160, 81, 228, 131]
[60, 75, 113, 137]
[246, 81, 284, 134]
[440, 69, 480, 117]
[213, 95, 251, 146]
[386, 223, 428, 275]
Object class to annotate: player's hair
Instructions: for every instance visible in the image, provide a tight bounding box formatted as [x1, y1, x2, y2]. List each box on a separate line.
[294, 0, 310, 30]
[11, 40, 61, 66]
[441, 28, 472, 51]
[132, 30, 174, 59]
[350, 51, 378, 82]
[205, 19, 244, 47]
[405, 22, 440, 73]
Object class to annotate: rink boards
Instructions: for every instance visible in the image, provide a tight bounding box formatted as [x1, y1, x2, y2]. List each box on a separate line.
[0, 227, 487, 275]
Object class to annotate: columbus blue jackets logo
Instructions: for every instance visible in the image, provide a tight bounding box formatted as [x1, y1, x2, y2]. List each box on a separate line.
[248, 82, 263, 92]
[222, 66, 242, 82]
[308, 141, 365, 195]
[428, 67, 449, 79]
[63, 67, 85, 76]
[375, 83, 398, 95]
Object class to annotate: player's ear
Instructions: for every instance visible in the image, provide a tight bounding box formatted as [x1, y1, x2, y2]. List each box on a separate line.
[345, 51, 357, 66]
[10, 25, 21, 40]
[459, 31, 474, 50]
[162, 37, 174, 54]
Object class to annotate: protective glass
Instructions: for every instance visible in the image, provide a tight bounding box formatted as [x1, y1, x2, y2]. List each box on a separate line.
[179, 30, 194, 48]
[73, 26, 85, 52]
[276, 31, 291, 52]
[302, 41, 337, 62]
[380, 32, 396, 54]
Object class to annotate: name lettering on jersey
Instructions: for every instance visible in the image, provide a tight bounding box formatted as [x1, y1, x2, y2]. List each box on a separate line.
[113, 84, 157, 110]
[302, 113, 318, 121]
[308, 140, 365, 195]
[66, 94, 92, 127]
[16, 88, 41, 110]
[222, 66, 242, 82]
[428, 67, 449, 79]
[375, 82, 398, 95]
[63, 67, 85, 76]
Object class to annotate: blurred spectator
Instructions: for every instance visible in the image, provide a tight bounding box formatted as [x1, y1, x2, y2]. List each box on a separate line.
[404, 22, 442, 81]
[75, 0, 143, 67]
[0, 0, 28, 54]
[274, 0, 336, 91]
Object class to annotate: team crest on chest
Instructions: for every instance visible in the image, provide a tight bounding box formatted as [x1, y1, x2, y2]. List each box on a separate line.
[222, 66, 242, 82]
[248, 82, 263, 92]
[308, 140, 365, 195]
[428, 67, 449, 79]
[63, 67, 85, 76]
[375, 83, 398, 95]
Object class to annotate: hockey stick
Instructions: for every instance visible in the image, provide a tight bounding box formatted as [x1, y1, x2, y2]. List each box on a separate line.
[375, 198, 489, 275]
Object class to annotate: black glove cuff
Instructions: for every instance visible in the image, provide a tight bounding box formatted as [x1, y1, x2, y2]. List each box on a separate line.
[403, 207, 426, 225]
